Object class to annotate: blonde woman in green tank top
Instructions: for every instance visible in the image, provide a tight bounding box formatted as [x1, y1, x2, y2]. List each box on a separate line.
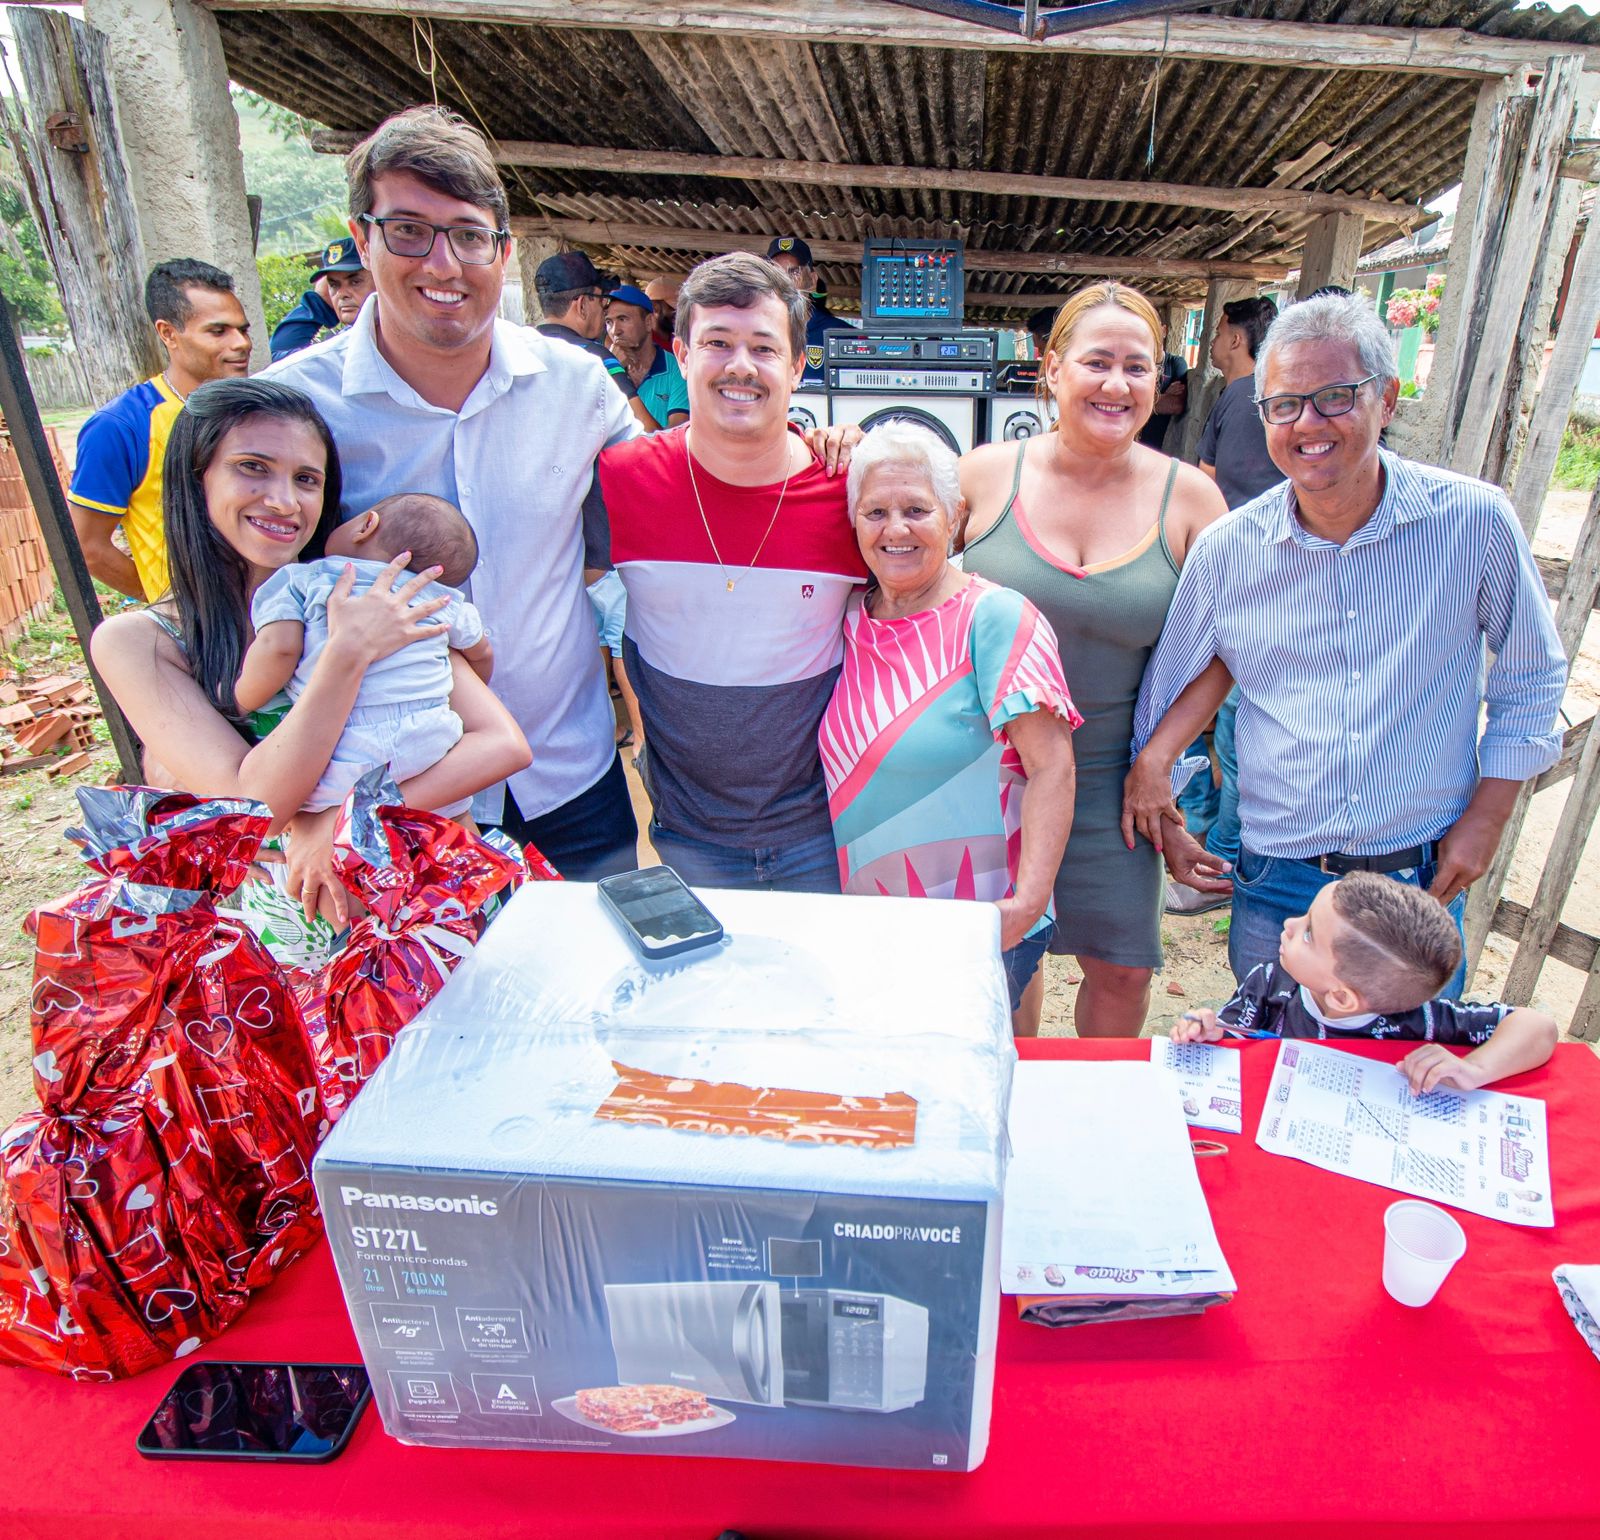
[959, 285, 1226, 1036]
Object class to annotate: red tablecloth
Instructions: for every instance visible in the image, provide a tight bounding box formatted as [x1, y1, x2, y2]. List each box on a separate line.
[5, 1037, 1600, 1539]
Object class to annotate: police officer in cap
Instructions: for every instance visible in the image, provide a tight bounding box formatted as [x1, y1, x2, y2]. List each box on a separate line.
[268, 236, 375, 361]
[767, 235, 849, 386]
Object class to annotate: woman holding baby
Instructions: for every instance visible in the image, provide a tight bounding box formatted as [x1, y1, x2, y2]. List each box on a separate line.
[90, 378, 530, 924]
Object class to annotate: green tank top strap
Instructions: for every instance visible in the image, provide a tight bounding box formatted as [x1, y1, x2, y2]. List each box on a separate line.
[1155, 457, 1181, 577]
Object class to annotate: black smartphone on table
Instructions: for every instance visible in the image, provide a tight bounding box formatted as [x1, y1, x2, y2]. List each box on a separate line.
[136, 1361, 370, 1463]
[597, 864, 725, 961]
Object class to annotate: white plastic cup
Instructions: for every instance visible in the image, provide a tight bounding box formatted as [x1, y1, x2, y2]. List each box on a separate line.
[1382, 1199, 1467, 1307]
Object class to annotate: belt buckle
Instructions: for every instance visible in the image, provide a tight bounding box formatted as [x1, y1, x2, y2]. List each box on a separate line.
[1319, 854, 1344, 875]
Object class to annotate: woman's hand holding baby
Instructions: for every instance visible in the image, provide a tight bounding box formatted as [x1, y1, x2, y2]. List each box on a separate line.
[323, 553, 451, 667]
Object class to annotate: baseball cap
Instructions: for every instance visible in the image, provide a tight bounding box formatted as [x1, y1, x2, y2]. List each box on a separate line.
[606, 283, 654, 313]
[766, 235, 814, 267]
[312, 236, 364, 279]
[536, 250, 606, 293]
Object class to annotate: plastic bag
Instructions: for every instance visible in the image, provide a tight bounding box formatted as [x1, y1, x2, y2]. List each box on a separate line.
[297, 768, 529, 1120]
[0, 1091, 252, 1379]
[1, 788, 324, 1378]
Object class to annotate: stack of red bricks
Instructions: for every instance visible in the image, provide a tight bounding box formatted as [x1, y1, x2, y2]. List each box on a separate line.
[0, 424, 65, 647]
[0, 670, 99, 778]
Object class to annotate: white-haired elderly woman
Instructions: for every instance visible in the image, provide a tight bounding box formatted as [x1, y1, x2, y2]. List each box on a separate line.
[818, 421, 1080, 1033]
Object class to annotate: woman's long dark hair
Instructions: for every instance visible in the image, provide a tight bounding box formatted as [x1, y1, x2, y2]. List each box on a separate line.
[162, 377, 343, 724]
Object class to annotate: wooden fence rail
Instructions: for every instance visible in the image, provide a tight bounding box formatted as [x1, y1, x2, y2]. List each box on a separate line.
[21, 350, 93, 412]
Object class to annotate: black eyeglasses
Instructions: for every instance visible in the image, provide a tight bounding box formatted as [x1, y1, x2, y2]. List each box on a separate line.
[358, 214, 508, 266]
[1255, 374, 1379, 426]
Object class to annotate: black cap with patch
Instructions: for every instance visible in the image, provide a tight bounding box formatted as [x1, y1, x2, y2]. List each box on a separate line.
[766, 235, 814, 268]
[312, 236, 364, 279]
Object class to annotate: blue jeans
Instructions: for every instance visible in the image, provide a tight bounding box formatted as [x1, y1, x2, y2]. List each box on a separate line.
[1205, 689, 1240, 868]
[1176, 733, 1219, 841]
[649, 822, 842, 895]
[493, 753, 639, 882]
[1002, 924, 1054, 1013]
[1229, 845, 1468, 998]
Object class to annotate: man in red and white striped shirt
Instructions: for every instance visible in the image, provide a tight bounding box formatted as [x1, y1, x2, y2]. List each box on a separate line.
[598, 254, 866, 891]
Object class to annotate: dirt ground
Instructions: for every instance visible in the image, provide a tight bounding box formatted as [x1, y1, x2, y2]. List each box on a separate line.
[1, 485, 1596, 1126]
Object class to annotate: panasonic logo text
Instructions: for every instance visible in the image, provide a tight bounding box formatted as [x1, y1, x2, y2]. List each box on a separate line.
[339, 1185, 498, 1217]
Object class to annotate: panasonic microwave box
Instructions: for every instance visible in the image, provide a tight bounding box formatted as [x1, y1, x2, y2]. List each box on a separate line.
[313, 883, 1014, 1472]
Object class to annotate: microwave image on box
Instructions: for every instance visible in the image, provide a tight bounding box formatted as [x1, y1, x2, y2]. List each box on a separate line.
[781, 1290, 928, 1413]
[604, 1281, 785, 1408]
[604, 1279, 928, 1415]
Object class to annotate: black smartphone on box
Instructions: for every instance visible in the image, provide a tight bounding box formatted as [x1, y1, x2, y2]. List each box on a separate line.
[136, 1361, 370, 1462]
[597, 865, 725, 961]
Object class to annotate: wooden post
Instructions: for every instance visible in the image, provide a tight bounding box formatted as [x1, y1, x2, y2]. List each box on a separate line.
[1510, 151, 1600, 533]
[1294, 212, 1364, 300]
[1573, 952, 1600, 1041]
[1501, 713, 1600, 1004]
[1436, 57, 1582, 485]
[516, 236, 561, 327]
[3, 7, 161, 403]
[0, 290, 142, 781]
[1177, 279, 1253, 464]
[1463, 474, 1600, 977]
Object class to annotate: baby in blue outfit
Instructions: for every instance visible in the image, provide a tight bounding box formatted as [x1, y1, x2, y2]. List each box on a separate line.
[236, 492, 493, 817]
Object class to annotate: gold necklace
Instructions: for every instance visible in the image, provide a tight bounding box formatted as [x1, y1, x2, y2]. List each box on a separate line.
[684, 433, 794, 592]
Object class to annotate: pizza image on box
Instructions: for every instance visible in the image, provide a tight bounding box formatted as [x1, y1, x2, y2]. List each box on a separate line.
[553, 1385, 738, 1438]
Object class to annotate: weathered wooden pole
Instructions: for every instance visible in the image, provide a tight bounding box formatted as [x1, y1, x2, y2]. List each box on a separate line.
[4, 6, 161, 403]
[0, 287, 142, 781]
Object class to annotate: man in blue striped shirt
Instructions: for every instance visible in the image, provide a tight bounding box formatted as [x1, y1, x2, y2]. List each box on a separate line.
[1126, 293, 1566, 992]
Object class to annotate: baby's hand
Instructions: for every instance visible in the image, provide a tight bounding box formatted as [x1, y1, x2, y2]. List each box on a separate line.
[1171, 1009, 1224, 1044]
[1398, 1044, 1489, 1095]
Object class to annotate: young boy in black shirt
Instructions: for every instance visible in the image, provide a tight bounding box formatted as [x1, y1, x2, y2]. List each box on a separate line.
[1172, 872, 1557, 1095]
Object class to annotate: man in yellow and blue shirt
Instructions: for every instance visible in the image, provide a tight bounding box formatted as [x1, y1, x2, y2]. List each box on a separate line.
[68, 259, 251, 600]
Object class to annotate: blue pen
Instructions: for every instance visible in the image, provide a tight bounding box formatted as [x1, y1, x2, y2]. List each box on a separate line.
[1182, 1012, 1278, 1041]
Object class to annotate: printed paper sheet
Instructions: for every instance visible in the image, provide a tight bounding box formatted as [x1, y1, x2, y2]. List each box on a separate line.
[1256, 1041, 1552, 1227]
[1150, 1037, 1243, 1134]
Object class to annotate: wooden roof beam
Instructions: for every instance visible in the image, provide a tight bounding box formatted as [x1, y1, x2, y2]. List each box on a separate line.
[509, 216, 1292, 279]
[313, 131, 1430, 227]
[199, 0, 1600, 79]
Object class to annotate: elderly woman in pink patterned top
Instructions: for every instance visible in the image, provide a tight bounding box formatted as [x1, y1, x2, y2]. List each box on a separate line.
[818, 421, 1079, 1033]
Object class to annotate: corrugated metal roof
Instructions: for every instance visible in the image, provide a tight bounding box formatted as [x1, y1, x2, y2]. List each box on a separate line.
[212, 1, 1598, 314]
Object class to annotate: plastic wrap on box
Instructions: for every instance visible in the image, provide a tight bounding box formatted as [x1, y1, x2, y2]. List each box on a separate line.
[314, 883, 1012, 1471]
[296, 768, 527, 1122]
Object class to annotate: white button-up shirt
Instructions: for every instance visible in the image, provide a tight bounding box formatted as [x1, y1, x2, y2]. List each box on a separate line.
[265, 304, 639, 821]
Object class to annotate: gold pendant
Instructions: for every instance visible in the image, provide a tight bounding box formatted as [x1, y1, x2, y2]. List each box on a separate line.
[726, 578, 735, 592]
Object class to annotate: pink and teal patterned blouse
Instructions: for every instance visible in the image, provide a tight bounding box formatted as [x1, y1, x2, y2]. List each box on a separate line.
[819, 576, 1080, 935]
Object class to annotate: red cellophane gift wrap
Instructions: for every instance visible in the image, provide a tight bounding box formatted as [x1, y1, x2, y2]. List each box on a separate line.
[296, 768, 541, 1121]
[0, 788, 324, 1379]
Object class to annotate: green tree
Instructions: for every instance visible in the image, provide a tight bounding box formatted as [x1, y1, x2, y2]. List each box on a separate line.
[257, 252, 314, 333]
[0, 120, 64, 333]
[233, 89, 348, 257]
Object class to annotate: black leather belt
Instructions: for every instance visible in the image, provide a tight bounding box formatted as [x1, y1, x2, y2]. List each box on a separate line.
[1299, 843, 1435, 876]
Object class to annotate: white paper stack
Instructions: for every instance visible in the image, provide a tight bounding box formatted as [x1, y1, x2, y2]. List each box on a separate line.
[1001, 1061, 1236, 1324]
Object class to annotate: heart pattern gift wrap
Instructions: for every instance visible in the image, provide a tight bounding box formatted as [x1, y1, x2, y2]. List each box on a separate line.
[296, 768, 534, 1122]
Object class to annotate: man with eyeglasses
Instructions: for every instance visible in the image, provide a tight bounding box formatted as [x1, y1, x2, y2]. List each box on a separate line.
[1125, 291, 1565, 993]
[266, 106, 645, 885]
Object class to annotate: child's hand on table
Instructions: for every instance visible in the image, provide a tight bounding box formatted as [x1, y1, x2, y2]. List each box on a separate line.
[1172, 1009, 1225, 1044]
[1397, 1044, 1490, 1095]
